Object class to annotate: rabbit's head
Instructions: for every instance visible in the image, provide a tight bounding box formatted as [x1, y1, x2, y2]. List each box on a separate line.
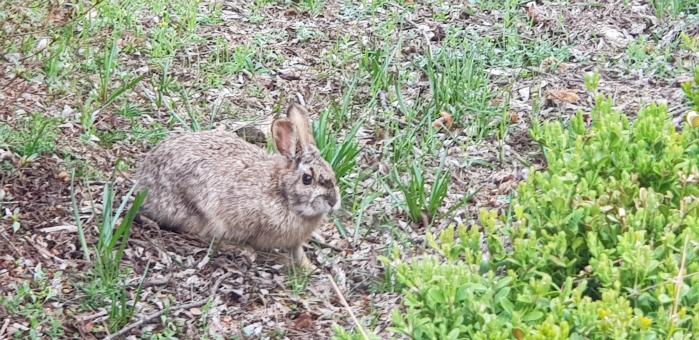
[272, 103, 341, 218]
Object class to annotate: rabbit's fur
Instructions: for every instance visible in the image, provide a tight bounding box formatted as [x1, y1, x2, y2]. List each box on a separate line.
[134, 103, 340, 268]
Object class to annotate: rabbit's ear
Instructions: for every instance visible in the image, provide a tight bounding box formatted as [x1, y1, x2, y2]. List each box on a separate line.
[272, 118, 300, 159]
[286, 103, 316, 149]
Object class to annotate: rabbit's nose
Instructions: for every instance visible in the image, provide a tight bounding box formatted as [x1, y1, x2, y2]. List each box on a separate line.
[326, 193, 339, 211]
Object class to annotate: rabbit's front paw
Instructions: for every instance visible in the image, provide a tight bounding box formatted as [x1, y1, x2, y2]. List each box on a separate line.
[290, 245, 316, 272]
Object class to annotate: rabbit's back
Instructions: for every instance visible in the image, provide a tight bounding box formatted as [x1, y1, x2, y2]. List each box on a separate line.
[135, 129, 271, 236]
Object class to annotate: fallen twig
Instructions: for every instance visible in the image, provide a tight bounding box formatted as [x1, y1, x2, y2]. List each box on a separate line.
[309, 237, 343, 253]
[104, 272, 232, 340]
[0, 318, 10, 338]
[670, 234, 689, 325]
[327, 271, 369, 340]
[127, 273, 172, 289]
[0, 231, 23, 257]
[76, 310, 108, 322]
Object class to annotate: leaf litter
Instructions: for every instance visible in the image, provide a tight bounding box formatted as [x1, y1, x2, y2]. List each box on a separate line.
[1, 0, 698, 338]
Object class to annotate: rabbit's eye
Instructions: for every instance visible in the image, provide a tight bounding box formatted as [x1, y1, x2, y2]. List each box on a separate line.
[302, 174, 313, 185]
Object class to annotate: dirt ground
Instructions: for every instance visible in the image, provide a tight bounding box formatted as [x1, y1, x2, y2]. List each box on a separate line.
[1, 0, 698, 338]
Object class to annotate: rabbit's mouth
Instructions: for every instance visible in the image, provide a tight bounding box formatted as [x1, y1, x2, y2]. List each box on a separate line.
[296, 195, 339, 218]
[331, 198, 341, 212]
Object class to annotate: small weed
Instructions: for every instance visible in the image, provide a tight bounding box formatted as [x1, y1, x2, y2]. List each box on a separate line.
[92, 183, 147, 291]
[97, 37, 144, 107]
[44, 26, 72, 92]
[680, 32, 699, 52]
[296, 24, 324, 43]
[332, 324, 380, 340]
[10, 207, 21, 232]
[360, 44, 400, 102]
[70, 169, 91, 262]
[287, 267, 313, 296]
[651, 0, 698, 18]
[0, 113, 60, 162]
[96, 130, 128, 149]
[169, 88, 204, 132]
[313, 107, 361, 189]
[132, 121, 168, 146]
[208, 41, 260, 82]
[71, 172, 148, 331]
[99, 36, 120, 104]
[108, 264, 149, 332]
[143, 309, 180, 340]
[0, 270, 65, 339]
[424, 43, 500, 138]
[624, 36, 672, 76]
[683, 67, 699, 110]
[348, 190, 382, 243]
[393, 158, 450, 225]
[297, 0, 325, 17]
[64, 154, 102, 180]
[323, 34, 360, 68]
[118, 102, 144, 119]
[154, 58, 179, 108]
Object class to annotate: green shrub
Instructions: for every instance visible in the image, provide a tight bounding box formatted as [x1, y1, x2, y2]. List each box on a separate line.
[386, 75, 699, 338]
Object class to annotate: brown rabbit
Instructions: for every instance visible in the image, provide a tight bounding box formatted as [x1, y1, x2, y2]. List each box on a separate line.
[134, 103, 340, 269]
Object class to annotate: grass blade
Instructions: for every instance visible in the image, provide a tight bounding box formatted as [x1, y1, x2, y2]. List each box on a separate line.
[113, 190, 147, 267]
[70, 169, 91, 262]
[105, 75, 144, 107]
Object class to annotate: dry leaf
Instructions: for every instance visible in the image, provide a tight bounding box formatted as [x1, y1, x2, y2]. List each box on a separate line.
[57, 171, 69, 182]
[83, 322, 95, 333]
[546, 89, 580, 104]
[433, 111, 454, 130]
[600, 26, 630, 48]
[525, 2, 543, 24]
[687, 111, 699, 128]
[293, 312, 315, 330]
[513, 328, 525, 340]
[510, 111, 521, 124]
[540, 57, 558, 71]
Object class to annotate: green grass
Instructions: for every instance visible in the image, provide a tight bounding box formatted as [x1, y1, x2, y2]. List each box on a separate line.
[393, 159, 450, 225]
[424, 44, 500, 137]
[287, 267, 313, 296]
[70, 172, 149, 332]
[92, 183, 146, 292]
[297, 0, 325, 16]
[0, 113, 60, 162]
[313, 106, 361, 189]
[623, 36, 674, 77]
[4, 0, 696, 338]
[652, 0, 699, 18]
[132, 121, 168, 146]
[0, 271, 65, 339]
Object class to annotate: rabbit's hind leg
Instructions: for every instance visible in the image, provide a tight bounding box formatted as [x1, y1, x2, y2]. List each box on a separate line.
[137, 206, 185, 232]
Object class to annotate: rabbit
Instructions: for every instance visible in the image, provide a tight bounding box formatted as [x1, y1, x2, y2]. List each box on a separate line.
[133, 103, 341, 269]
